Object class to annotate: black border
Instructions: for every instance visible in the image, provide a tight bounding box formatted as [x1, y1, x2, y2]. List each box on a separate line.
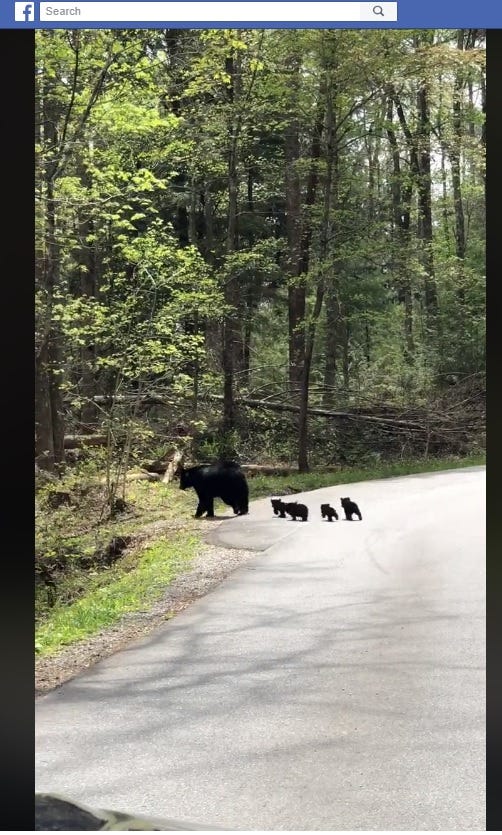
[1, 28, 35, 832]
[486, 28, 500, 835]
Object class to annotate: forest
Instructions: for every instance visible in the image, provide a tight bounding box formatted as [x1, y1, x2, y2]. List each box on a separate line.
[35, 28, 485, 648]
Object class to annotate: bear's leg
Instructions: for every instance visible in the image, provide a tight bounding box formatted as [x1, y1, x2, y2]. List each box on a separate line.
[194, 499, 205, 518]
[205, 496, 215, 517]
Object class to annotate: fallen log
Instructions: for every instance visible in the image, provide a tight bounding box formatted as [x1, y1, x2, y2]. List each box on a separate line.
[87, 392, 448, 437]
[207, 394, 433, 432]
[145, 458, 171, 474]
[144, 461, 341, 477]
[76, 392, 479, 446]
[162, 449, 185, 484]
[98, 469, 161, 485]
[64, 434, 108, 449]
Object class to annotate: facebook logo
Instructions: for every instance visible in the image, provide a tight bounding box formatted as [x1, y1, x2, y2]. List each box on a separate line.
[15, 3, 35, 21]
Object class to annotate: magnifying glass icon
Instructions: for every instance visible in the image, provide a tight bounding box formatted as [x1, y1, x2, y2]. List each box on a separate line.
[373, 4, 385, 15]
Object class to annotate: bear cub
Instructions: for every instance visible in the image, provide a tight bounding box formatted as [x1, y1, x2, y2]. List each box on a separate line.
[340, 497, 362, 521]
[271, 498, 287, 518]
[283, 501, 309, 521]
[321, 503, 338, 521]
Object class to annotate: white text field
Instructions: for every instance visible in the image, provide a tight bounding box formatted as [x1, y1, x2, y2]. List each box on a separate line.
[39, 3, 399, 23]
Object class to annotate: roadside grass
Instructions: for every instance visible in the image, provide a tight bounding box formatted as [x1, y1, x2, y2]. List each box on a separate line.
[35, 532, 199, 656]
[247, 453, 486, 499]
[36, 453, 484, 657]
[35, 479, 201, 655]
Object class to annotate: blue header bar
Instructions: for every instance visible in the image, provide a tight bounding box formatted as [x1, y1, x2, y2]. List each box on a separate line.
[6, 0, 499, 29]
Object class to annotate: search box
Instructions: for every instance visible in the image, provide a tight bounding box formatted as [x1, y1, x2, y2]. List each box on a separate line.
[39, 3, 398, 23]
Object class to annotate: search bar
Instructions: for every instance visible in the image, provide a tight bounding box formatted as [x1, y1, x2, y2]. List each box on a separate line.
[39, 3, 398, 22]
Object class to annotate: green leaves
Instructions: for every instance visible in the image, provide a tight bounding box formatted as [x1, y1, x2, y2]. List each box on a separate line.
[35, 27, 485, 469]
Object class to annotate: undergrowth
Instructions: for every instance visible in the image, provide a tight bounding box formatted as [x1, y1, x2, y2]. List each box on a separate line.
[35, 534, 198, 656]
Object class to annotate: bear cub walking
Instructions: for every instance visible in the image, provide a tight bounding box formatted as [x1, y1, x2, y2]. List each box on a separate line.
[284, 501, 309, 521]
[321, 503, 338, 521]
[271, 498, 287, 518]
[340, 497, 362, 521]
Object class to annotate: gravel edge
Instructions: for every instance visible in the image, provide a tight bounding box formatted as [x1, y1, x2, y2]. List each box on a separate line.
[35, 532, 256, 697]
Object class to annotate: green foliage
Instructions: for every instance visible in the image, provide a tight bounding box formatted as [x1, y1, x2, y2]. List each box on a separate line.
[36, 27, 485, 515]
[36, 28, 485, 412]
[196, 428, 242, 461]
[35, 470, 198, 624]
[36, 533, 198, 655]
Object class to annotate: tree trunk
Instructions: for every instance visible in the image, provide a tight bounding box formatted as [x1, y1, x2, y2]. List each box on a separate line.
[386, 95, 415, 363]
[287, 71, 326, 470]
[35, 173, 65, 470]
[323, 285, 338, 405]
[222, 52, 240, 432]
[77, 152, 99, 428]
[297, 67, 332, 471]
[440, 141, 451, 246]
[416, 78, 439, 322]
[202, 180, 214, 263]
[480, 73, 486, 194]
[241, 285, 255, 387]
[392, 61, 438, 331]
[284, 64, 304, 397]
[322, 67, 340, 407]
[341, 316, 350, 392]
[202, 180, 220, 363]
[450, 30, 467, 302]
[364, 323, 371, 364]
[35, 340, 56, 468]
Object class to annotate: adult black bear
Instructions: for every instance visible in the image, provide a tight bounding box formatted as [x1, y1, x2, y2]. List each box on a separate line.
[179, 462, 249, 518]
[271, 499, 287, 518]
[340, 497, 362, 521]
[284, 501, 309, 521]
[321, 503, 338, 521]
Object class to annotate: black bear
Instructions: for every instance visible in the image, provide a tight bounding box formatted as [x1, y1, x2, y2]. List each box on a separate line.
[179, 462, 249, 518]
[340, 497, 362, 521]
[321, 503, 338, 521]
[284, 501, 309, 521]
[271, 498, 287, 518]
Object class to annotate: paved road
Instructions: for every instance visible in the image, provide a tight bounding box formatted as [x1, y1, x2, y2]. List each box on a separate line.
[35, 467, 485, 830]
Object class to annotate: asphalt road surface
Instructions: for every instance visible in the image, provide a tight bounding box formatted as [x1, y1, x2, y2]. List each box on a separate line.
[35, 467, 485, 830]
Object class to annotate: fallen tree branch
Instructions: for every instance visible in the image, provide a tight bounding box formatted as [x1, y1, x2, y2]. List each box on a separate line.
[63, 434, 108, 449]
[162, 449, 184, 484]
[86, 392, 446, 433]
